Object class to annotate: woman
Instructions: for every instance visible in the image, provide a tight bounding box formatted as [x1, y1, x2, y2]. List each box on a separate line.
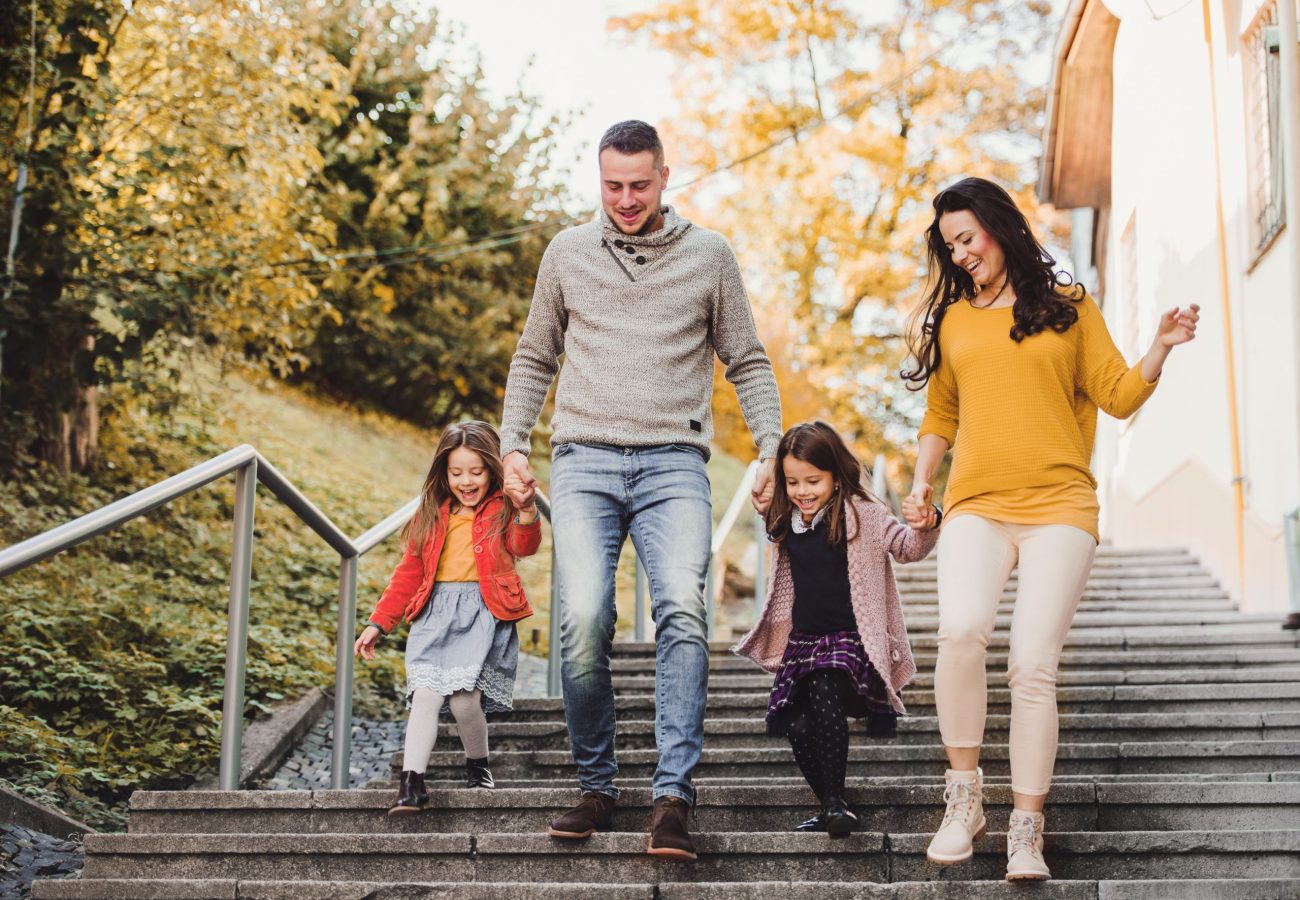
[900, 177, 1198, 881]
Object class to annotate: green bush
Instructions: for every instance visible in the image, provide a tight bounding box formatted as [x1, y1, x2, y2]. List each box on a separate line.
[0, 377, 410, 829]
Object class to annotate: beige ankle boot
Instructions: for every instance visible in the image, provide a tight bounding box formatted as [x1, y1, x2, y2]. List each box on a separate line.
[925, 767, 986, 865]
[1005, 809, 1050, 881]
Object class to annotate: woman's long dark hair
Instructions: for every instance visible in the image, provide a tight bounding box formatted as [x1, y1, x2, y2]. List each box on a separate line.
[765, 421, 883, 545]
[901, 177, 1084, 389]
[401, 420, 515, 551]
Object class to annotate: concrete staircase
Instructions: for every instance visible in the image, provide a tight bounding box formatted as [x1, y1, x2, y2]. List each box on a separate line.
[34, 546, 1300, 898]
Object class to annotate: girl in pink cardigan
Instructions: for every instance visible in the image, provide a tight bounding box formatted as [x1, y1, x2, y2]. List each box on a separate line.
[734, 421, 940, 836]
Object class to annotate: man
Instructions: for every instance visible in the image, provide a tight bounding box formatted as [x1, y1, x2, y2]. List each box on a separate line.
[499, 120, 781, 859]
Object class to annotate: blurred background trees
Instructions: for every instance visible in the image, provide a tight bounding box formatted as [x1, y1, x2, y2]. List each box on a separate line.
[0, 0, 568, 474]
[615, 0, 1056, 469]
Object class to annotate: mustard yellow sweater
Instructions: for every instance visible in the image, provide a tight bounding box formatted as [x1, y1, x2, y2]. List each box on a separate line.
[918, 293, 1157, 540]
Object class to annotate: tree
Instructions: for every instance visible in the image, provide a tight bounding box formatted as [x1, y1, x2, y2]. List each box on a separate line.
[613, 0, 1055, 463]
[292, 1, 572, 430]
[0, 0, 350, 472]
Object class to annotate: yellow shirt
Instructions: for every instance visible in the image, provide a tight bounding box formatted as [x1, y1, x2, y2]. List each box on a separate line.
[434, 508, 478, 583]
[918, 293, 1157, 542]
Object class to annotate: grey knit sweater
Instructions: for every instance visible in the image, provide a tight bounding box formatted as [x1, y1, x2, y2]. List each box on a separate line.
[500, 207, 782, 460]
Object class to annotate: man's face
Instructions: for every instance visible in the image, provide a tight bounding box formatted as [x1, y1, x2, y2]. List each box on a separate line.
[599, 148, 669, 235]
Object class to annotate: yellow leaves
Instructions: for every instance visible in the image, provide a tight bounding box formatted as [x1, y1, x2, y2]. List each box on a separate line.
[82, 56, 99, 78]
[371, 282, 396, 313]
[453, 375, 470, 397]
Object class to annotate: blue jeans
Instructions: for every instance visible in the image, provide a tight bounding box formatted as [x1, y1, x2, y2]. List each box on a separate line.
[550, 442, 712, 805]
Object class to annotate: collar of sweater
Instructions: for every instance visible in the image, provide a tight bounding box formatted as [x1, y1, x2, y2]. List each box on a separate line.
[790, 503, 831, 534]
[594, 205, 693, 248]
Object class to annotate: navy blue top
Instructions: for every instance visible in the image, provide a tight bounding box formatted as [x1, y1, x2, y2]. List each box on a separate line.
[786, 522, 856, 635]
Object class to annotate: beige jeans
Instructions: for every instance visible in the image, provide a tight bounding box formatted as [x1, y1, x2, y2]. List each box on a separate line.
[934, 514, 1097, 795]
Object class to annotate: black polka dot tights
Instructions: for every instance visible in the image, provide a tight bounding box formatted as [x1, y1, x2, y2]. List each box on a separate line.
[785, 669, 852, 804]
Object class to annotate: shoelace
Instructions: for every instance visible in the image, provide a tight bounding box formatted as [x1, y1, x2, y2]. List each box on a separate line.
[1007, 814, 1042, 856]
[939, 780, 977, 828]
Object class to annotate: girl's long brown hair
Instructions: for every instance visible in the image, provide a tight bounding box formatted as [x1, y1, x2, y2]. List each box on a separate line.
[400, 421, 515, 552]
[764, 421, 883, 545]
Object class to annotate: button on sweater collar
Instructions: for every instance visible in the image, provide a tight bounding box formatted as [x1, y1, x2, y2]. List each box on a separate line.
[595, 205, 692, 249]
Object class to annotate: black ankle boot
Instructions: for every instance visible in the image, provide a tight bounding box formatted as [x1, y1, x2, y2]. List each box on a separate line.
[465, 756, 494, 789]
[795, 812, 827, 832]
[389, 770, 427, 815]
[821, 794, 858, 838]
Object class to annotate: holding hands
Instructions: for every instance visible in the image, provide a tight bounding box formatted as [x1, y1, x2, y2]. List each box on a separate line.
[903, 481, 939, 531]
[503, 451, 539, 520]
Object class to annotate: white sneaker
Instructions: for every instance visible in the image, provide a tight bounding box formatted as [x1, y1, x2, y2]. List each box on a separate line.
[926, 767, 987, 865]
[1005, 809, 1050, 881]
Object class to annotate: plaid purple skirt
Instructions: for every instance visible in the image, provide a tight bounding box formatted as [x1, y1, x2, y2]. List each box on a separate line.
[765, 628, 897, 737]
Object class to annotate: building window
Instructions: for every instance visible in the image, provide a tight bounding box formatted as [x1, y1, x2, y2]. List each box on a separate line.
[1244, 5, 1286, 253]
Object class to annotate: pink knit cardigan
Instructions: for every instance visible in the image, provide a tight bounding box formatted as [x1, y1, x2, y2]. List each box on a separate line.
[732, 494, 939, 714]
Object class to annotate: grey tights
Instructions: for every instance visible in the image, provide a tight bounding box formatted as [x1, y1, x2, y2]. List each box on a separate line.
[401, 687, 488, 773]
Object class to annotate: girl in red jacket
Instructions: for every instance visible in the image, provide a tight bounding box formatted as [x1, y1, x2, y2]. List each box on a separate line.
[734, 421, 940, 836]
[354, 421, 541, 815]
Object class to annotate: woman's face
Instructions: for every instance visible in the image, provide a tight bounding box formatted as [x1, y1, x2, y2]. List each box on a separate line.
[939, 209, 1006, 289]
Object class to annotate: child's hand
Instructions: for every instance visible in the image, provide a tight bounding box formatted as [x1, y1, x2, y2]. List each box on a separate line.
[504, 472, 536, 508]
[902, 494, 937, 531]
[354, 625, 381, 661]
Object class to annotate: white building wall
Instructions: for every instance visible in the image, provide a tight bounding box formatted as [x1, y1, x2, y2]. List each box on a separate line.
[1093, 0, 1300, 610]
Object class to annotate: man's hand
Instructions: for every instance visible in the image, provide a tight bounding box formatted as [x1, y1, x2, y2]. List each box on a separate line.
[751, 457, 776, 515]
[502, 451, 537, 507]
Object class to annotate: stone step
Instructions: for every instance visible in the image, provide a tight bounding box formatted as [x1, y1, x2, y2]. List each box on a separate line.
[617, 667, 1300, 693]
[608, 629, 1300, 657]
[896, 586, 1231, 601]
[75, 830, 1300, 883]
[612, 648, 1300, 675]
[32, 882, 652, 900]
[405, 711, 1300, 752]
[504, 683, 1300, 719]
[127, 782, 1300, 836]
[897, 598, 1237, 613]
[897, 612, 1277, 631]
[899, 569, 1211, 582]
[414, 740, 1300, 781]
[373, 772, 1300, 791]
[34, 880, 1300, 899]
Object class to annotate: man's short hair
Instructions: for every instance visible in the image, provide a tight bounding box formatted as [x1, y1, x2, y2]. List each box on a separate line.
[598, 120, 664, 168]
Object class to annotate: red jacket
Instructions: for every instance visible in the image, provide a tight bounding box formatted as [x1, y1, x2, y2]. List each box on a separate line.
[367, 493, 542, 632]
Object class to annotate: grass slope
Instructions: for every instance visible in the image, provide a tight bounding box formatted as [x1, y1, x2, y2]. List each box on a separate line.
[0, 362, 751, 828]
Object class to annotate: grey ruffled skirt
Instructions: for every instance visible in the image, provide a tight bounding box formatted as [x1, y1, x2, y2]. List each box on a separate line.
[404, 581, 518, 714]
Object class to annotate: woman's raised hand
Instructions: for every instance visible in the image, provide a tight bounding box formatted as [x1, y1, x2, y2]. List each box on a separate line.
[1155, 304, 1200, 348]
[354, 624, 381, 660]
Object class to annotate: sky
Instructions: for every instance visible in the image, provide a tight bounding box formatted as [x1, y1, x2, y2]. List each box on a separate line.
[428, 1, 679, 205]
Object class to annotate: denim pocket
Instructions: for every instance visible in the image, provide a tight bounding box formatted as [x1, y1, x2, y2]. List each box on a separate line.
[552, 442, 576, 460]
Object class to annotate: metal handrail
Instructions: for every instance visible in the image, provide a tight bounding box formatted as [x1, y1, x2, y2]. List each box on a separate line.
[704, 461, 761, 637]
[0, 444, 416, 791]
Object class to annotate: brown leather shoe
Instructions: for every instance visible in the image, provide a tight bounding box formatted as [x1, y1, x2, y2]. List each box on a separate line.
[546, 791, 616, 838]
[647, 796, 697, 860]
